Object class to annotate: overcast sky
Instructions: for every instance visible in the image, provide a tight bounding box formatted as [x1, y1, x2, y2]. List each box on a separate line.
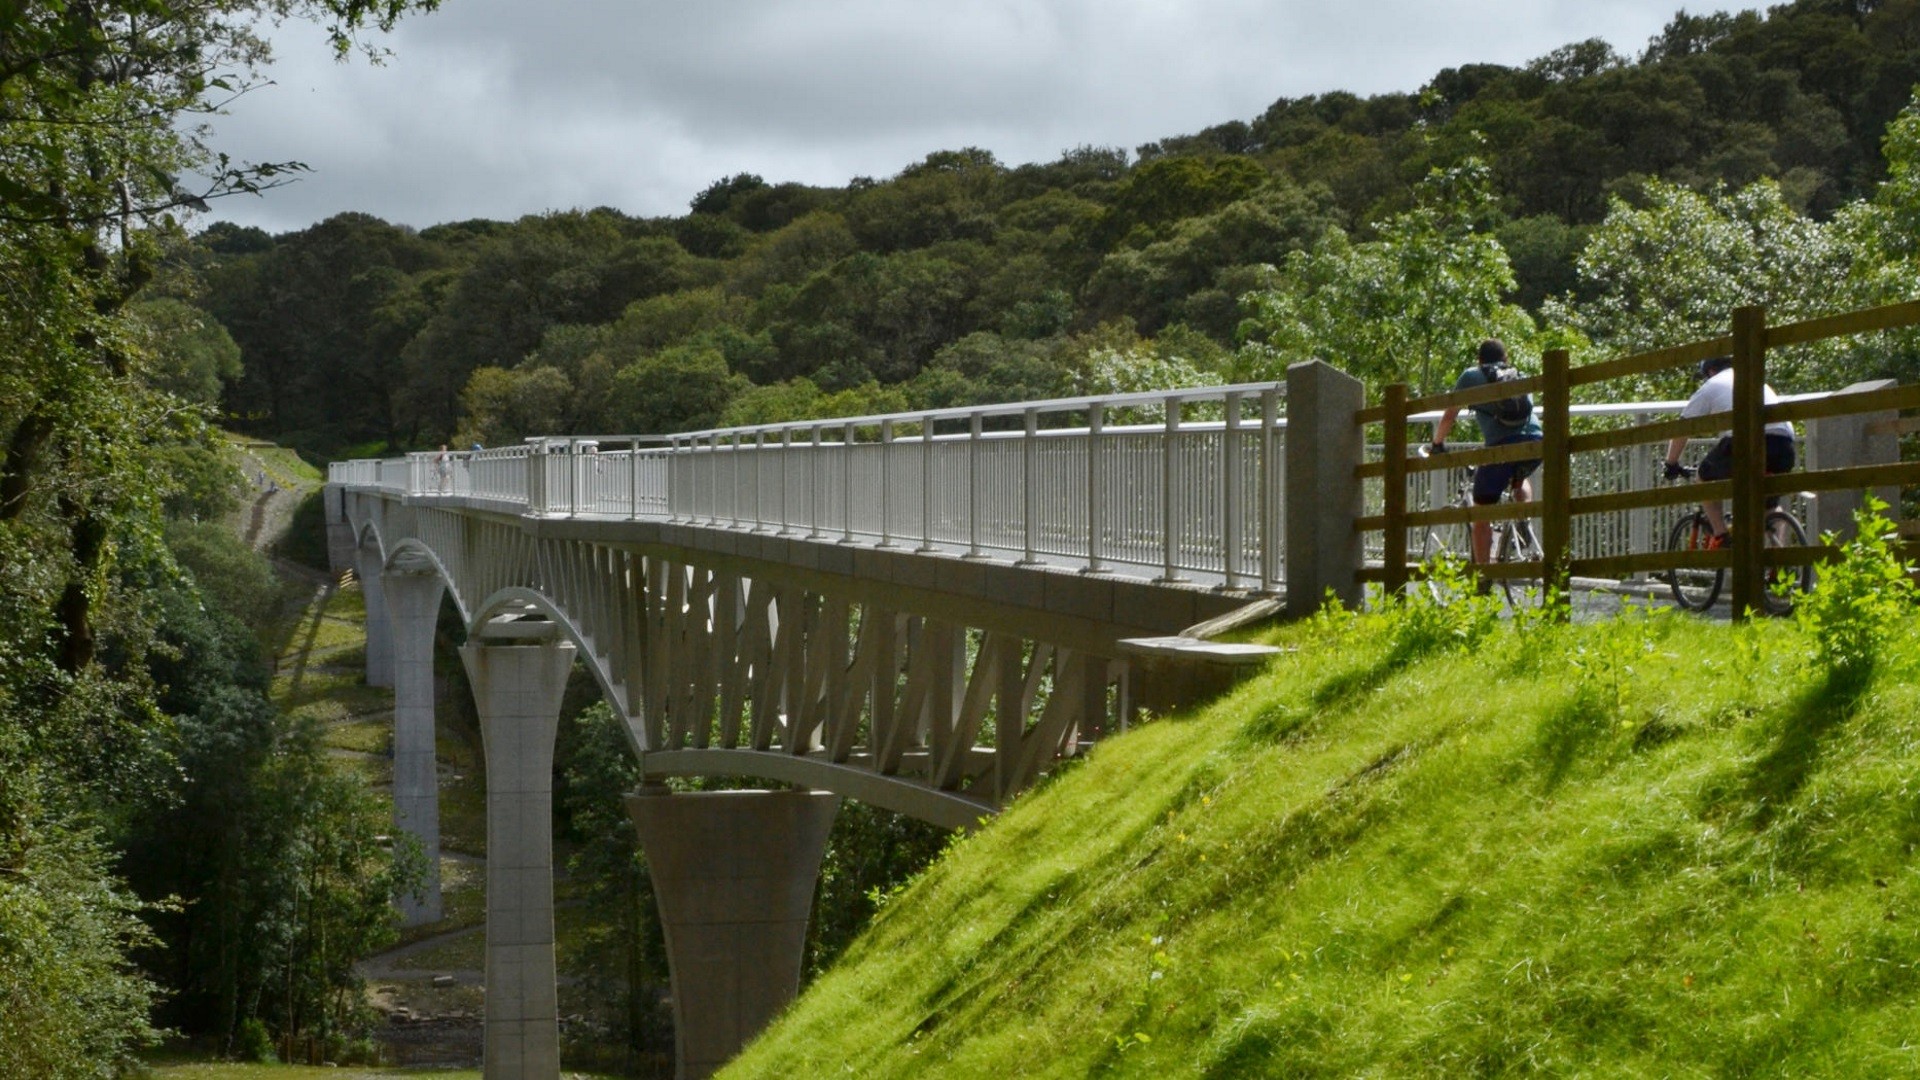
[201, 0, 1699, 235]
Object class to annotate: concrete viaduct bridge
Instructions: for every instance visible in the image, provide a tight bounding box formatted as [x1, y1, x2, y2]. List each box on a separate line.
[328, 374, 1324, 1079]
[326, 341, 1903, 1079]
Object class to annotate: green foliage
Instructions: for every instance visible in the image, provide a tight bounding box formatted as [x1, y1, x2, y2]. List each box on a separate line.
[1548, 177, 1856, 390]
[1378, 554, 1501, 663]
[1237, 157, 1535, 395]
[167, 519, 284, 635]
[1793, 496, 1918, 691]
[556, 703, 672, 1066]
[0, 814, 162, 1080]
[609, 343, 748, 434]
[2, 4, 438, 1070]
[726, 585, 1920, 1078]
[127, 298, 244, 406]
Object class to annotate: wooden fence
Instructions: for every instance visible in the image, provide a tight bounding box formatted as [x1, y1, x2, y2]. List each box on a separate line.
[1356, 299, 1920, 620]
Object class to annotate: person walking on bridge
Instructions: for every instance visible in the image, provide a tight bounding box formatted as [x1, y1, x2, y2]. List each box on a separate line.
[1427, 339, 1543, 569]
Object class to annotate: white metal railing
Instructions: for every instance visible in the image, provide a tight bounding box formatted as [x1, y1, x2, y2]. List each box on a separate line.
[322, 386, 1840, 590]
[326, 384, 1290, 588]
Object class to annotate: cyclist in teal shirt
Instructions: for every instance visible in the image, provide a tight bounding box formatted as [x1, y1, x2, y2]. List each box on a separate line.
[1427, 339, 1544, 566]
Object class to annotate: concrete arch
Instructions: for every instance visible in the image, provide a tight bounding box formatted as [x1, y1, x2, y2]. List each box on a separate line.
[381, 537, 473, 627]
[467, 585, 640, 756]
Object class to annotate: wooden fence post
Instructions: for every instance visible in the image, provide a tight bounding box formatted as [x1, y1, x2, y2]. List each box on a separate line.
[1730, 305, 1767, 621]
[1541, 349, 1572, 614]
[1382, 383, 1408, 599]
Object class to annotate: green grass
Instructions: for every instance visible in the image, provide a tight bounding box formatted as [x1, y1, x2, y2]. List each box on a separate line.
[323, 713, 394, 756]
[724, 601, 1920, 1078]
[149, 1063, 620, 1080]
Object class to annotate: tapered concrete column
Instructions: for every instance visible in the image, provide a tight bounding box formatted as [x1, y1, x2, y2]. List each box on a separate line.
[625, 788, 842, 1080]
[357, 545, 394, 688]
[1285, 359, 1366, 617]
[461, 637, 576, 1080]
[385, 568, 446, 925]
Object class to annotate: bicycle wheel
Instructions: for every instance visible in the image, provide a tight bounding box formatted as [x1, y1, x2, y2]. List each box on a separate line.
[1757, 510, 1812, 616]
[1665, 512, 1723, 612]
[1495, 517, 1545, 609]
[1417, 524, 1469, 600]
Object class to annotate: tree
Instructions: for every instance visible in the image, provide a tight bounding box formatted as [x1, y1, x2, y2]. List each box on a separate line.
[1238, 157, 1534, 395]
[609, 344, 747, 434]
[1, 1, 438, 1070]
[1551, 177, 1854, 390]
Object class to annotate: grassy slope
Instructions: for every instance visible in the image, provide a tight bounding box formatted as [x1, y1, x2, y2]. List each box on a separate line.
[726, 606, 1920, 1077]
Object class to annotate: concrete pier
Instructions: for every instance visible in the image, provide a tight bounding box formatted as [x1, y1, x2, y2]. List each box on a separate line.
[384, 566, 446, 925]
[461, 637, 576, 1080]
[626, 788, 841, 1080]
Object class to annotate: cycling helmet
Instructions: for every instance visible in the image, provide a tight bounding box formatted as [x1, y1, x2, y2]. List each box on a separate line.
[1697, 355, 1732, 380]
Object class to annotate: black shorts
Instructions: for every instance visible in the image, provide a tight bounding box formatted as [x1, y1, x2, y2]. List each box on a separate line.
[1697, 433, 1796, 481]
[1472, 432, 1544, 505]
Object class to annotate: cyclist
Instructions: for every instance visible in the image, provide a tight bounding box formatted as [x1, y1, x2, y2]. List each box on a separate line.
[1428, 339, 1544, 568]
[1662, 355, 1795, 547]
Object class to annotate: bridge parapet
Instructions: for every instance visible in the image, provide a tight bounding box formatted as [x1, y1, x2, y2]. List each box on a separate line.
[334, 382, 1291, 591]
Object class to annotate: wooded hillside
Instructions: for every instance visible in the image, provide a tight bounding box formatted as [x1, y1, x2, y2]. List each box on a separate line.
[191, 0, 1920, 456]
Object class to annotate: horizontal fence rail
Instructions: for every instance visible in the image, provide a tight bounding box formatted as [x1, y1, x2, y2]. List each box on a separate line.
[1359, 299, 1920, 620]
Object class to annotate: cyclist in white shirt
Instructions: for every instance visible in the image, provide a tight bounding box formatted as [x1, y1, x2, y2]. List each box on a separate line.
[1662, 355, 1796, 547]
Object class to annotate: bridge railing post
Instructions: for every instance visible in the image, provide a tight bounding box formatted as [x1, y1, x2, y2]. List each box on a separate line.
[842, 422, 856, 544]
[1156, 396, 1188, 583]
[1222, 391, 1243, 591]
[751, 431, 766, 532]
[777, 429, 792, 535]
[917, 415, 937, 553]
[1019, 407, 1040, 566]
[879, 420, 897, 548]
[1084, 402, 1106, 574]
[1259, 387, 1282, 593]
[528, 442, 547, 516]
[807, 426, 824, 540]
[707, 434, 722, 526]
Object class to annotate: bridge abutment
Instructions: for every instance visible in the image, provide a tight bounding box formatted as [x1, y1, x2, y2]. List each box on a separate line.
[385, 567, 446, 925]
[625, 787, 842, 1080]
[324, 485, 356, 574]
[461, 636, 576, 1080]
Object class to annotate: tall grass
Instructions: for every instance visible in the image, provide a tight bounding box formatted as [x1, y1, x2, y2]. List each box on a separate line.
[725, 523, 1920, 1077]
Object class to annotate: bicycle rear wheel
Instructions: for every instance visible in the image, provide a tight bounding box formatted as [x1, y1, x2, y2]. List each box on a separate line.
[1495, 517, 1545, 609]
[1757, 510, 1812, 616]
[1417, 524, 1470, 601]
[1666, 512, 1723, 612]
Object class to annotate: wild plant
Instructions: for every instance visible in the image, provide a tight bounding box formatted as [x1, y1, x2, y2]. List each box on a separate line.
[1793, 496, 1917, 692]
[1384, 554, 1501, 663]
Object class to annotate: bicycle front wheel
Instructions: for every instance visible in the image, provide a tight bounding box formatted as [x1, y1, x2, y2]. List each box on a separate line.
[1666, 512, 1723, 612]
[1757, 510, 1812, 616]
[1495, 517, 1545, 609]
[1417, 524, 1470, 601]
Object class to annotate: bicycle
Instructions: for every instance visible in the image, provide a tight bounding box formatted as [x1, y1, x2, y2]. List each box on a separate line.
[1661, 464, 1812, 615]
[1414, 446, 1544, 608]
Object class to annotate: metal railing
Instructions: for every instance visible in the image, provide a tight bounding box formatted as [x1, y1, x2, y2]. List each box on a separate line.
[329, 384, 1290, 588]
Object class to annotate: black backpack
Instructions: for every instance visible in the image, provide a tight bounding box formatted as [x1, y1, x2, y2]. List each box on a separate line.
[1479, 363, 1533, 424]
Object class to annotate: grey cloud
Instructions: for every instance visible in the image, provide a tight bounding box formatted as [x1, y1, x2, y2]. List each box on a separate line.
[202, 0, 1685, 234]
